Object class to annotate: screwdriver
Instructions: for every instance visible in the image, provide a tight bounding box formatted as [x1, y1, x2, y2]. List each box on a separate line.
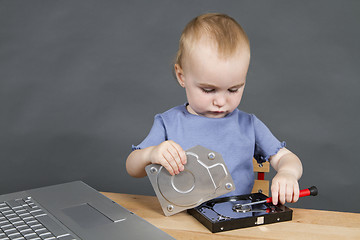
[238, 186, 318, 208]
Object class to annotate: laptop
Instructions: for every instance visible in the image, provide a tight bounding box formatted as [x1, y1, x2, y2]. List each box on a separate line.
[0, 181, 174, 240]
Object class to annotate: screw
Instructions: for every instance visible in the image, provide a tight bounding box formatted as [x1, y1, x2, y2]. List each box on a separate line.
[150, 167, 157, 174]
[208, 152, 216, 160]
[167, 205, 174, 212]
[258, 163, 263, 168]
[225, 183, 233, 190]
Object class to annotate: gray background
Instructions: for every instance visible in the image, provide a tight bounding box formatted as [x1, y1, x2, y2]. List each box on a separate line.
[1, 0, 359, 213]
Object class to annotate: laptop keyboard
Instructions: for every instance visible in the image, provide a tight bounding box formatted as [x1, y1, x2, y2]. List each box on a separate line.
[0, 197, 76, 240]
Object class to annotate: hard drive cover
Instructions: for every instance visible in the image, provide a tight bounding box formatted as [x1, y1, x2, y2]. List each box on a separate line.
[146, 145, 235, 216]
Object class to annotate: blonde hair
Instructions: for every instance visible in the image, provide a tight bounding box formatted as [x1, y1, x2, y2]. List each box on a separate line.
[175, 13, 250, 68]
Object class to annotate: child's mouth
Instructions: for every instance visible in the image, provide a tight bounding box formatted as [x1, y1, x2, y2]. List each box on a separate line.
[208, 111, 227, 117]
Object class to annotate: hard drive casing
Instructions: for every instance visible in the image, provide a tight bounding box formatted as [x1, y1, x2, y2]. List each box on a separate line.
[146, 145, 235, 216]
[187, 192, 293, 233]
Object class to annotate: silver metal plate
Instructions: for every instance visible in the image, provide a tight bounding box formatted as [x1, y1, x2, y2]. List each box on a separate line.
[146, 145, 235, 216]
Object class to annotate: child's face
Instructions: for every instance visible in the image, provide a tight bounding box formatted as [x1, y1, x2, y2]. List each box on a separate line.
[175, 41, 250, 118]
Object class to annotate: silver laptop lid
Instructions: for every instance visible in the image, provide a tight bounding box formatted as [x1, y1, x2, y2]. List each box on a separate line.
[0, 181, 175, 240]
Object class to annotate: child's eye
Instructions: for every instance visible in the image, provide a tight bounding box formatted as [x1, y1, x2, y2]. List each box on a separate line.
[201, 88, 215, 93]
[228, 88, 239, 93]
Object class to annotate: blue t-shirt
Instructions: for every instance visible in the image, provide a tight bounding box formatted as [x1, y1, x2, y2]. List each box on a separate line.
[132, 104, 285, 196]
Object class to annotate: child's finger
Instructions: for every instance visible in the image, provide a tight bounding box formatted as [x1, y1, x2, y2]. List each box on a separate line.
[169, 141, 187, 165]
[285, 184, 294, 203]
[278, 184, 286, 205]
[271, 183, 279, 205]
[292, 183, 300, 202]
[168, 142, 185, 170]
[159, 156, 175, 176]
[167, 147, 183, 173]
[162, 150, 180, 175]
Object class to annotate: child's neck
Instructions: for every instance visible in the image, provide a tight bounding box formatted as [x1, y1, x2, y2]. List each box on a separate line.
[186, 104, 198, 116]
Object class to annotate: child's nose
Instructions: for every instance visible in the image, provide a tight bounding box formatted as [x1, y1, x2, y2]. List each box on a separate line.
[213, 94, 226, 107]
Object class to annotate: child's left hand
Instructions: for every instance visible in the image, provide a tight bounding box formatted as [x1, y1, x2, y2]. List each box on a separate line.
[271, 171, 300, 205]
[269, 147, 303, 205]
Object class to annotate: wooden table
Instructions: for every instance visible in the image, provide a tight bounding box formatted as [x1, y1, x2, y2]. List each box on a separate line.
[102, 192, 360, 240]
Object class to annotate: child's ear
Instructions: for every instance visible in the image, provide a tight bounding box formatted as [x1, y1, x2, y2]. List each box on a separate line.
[174, 64, 185, 87]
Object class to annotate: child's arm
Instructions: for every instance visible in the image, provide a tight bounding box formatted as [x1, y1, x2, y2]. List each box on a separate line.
[126, 140, 187, 178]
[269, 148, 303, 205]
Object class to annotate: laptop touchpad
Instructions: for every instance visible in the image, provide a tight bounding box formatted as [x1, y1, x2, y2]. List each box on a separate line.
[63, 203, 116, 229]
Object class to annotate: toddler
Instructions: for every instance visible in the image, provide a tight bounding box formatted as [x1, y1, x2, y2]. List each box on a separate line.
[126, 13, 303, 205]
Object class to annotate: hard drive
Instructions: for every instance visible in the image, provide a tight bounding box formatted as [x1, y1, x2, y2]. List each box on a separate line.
[187, 192, 293, 233]
[146, 145, 235, 216]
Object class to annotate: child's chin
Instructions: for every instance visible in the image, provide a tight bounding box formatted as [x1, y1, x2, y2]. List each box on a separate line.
[204, 112, 227, 118]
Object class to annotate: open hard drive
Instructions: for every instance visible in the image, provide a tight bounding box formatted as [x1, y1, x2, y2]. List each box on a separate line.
[146, 145, 235, 216]
[187, 192, 293, 233]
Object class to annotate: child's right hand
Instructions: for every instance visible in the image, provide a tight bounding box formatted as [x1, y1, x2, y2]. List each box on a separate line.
[149, 140, 187, 175]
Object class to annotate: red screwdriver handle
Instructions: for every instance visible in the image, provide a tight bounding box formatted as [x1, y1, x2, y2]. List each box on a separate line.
[299, 186, 318, 198]
[266, 186, 318, 203]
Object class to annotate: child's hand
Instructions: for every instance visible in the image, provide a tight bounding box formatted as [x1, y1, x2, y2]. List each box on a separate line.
[269, 148, 303, 205]
[271, 171, 300, 205]
[149, 140, 187, 175]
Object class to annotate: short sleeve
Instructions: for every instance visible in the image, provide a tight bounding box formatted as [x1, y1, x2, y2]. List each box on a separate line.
[252, 114, 286, 163]
[131, 114, 167, 151]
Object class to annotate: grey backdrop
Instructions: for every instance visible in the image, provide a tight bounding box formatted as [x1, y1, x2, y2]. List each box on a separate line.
[1, 0, 359, 213]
